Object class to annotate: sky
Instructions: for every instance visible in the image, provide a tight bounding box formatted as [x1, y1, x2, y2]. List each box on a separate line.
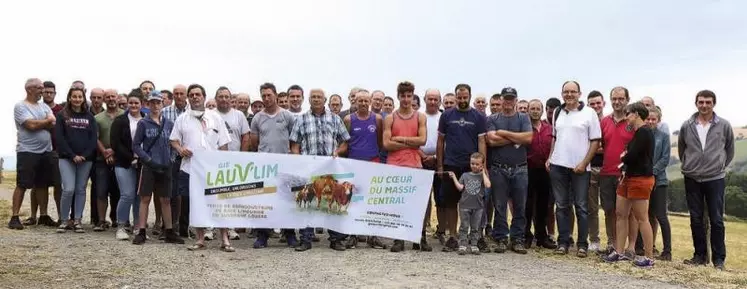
[2, 0, 747, 162]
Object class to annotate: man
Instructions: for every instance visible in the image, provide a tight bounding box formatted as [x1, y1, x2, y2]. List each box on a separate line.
[371, 90, 385, 115]
[249, 83, 299, 248]
[215, 86, 251, 241]
[170, 84, 234, 252]
[234, 93, 250, 117]
[546, 80, 601, 257]
[277, 92, 290, 110]
[290, 88, 350, 252]
[383, 96, 395, 114]
[383, 82, 432, 252]
[473, 95, 487, 115]
[517, 100, 529, 114]
[412, 94, 421, 111]
[678, 90, 733, 270]
[420, 89, 445, 243]
[328, 94, 343, 115]
[339, 87, 362, 119]
[247, 99, 265, 129]
[24, 81, 63, 226]
[485, 87, 533, 254]
[442, 93, 456, 111]
[640, 96, 670, 135]
[116, 95, 128, 110]
[287, 85, 305, 117]
[161, 85, 190, 237]
[160, 90, 173, 107]
[132, 91, 184, 245]
[526, 99, 557, 249]
[342, 89, 387, 249]
[489, 94, 502, 115]
[544, 96, 562, 240]
[89, 87, 105, 116]
[545, 98, 561, 125]
[8, 79, 56, 229]
[586, 90, 606, 253]
[93, 89, 124, 231]
[437, 83, 487, 252]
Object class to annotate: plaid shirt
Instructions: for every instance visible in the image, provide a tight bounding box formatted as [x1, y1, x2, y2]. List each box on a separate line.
[290, 109, 350, 156]
[162, 104, 188, 124]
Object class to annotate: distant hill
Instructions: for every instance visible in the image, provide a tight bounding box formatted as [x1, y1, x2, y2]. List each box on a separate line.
[0, 155, 14, 172]
[667, 127, 747, 180]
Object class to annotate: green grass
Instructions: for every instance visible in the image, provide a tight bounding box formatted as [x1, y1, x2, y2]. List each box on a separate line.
[667, 140, 747, 180]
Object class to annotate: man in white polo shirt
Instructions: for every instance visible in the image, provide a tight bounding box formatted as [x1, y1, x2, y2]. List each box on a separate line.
[169, 84, 234, 252]
[420, 88, 442, 240]
[546, 80, 601, 258]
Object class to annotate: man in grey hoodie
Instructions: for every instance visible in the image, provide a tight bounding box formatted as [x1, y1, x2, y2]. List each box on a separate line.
[677, 89, 734, 270]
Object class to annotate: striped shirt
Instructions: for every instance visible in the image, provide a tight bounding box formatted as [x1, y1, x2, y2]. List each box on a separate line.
[162, 104, 188, 124]
[290, 109, 350, 156]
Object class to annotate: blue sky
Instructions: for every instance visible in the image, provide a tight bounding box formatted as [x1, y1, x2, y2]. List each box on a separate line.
[1, 0, 746, 165]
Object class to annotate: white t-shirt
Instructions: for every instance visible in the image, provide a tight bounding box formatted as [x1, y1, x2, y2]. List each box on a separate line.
[169, 110, 232, 173]
[218, 108, 251, 152]
[127, 113, 142, 141]
[548, 104, 602, 171]
[421, 111, 441, 155]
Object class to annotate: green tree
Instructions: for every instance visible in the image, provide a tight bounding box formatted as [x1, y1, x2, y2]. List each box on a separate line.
[725, 186, 747, 218]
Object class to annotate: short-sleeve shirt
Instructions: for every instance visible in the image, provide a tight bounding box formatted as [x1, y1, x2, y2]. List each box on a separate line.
[438, 108, 487, 168]
[600, 115, 635, 176]
[486, 112, 532, 166]
[458, 172, 485, 209]
[250, 109, 296, 154]
[289, 110, 350, 156]
[169, 110, 232, 173]
[548, 103, 602, 171]
[14, 101, 53, 154]
[218, 109, 251, 152]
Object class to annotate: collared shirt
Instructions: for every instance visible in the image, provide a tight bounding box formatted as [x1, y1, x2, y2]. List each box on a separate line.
[527, 120, 552, 169]
[290, 109, 350, 156]
[162, 104, 188, 124]
[600, 114, 635, 176]
[548, 102, 602, 171]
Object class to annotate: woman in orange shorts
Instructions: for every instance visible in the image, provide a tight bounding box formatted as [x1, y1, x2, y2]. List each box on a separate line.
[603, 102, 656, 268]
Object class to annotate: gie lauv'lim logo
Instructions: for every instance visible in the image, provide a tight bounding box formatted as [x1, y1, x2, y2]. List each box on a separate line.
[450, 117, 474, 127]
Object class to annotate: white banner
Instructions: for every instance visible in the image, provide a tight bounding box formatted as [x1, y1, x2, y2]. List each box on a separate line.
[188, 150, 434, 242]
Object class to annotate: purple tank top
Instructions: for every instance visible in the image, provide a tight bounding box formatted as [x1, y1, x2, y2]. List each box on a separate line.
[348, 113, 379, 160]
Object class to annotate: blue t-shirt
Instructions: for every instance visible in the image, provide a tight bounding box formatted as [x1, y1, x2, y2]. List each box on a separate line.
[14, 101, 53, 154]
[486, 112, 532, 166]
[438, 108, 487, 168]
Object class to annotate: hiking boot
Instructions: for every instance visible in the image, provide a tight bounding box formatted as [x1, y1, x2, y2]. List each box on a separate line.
[656, 252, 672, 261]
[164, 230, 185, 244]
[367, 236, 387, 249]
[390, 240, 405, 252]
[345, 236, 358, 249]
[494, 240, 508, 253]
[512, 242, 528, 254]
[8, 216, 24, 230]
[477, 238, 490, 253]
[418, 237, 432, 252]
[330, 240, 346, 251]
[442, 237, 458, 252]
[253, 237, 268, 249]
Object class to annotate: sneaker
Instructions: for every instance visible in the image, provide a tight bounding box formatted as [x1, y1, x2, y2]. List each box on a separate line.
[115, 228, 129, 240]
[656, 252, 672, 261]
[132, 233, 146, 245]
[8, 216, 24, 230]
[164, 231, 185, 244]
[554, 245, 568, 255]
[390, 240, 405, 252]
[253, 237, 268, 249]
[204, 229, 215, 241]
[56, 223, 68, 233]
[228, 229, 240, 240]
[588, 242, 600, 253]
[38, 215, 57, 227]
[512, 242, 528, 254]
[73, 221, 84, 233]
[477, 238, 490, 253]
[330, 241, 346, 251]
[418, 237, 433, 252]
[683, 256, 707, 266]
[577, 247, 588, 258]
[493, 240, 508, 253]
[345, 236, 358, 249]
[93, 222, 105, 232]
[458, 246, 467, 255]
[22, 217, 37, 226]
[367, 236, 387, 249]
[603, 251, 623, 263]
[470, 245, 481, 255]
[714, 260, 725, 271]
[634, 257, 655, 268]
[442, 237, 458, 252]
[622, 250, 635, 261]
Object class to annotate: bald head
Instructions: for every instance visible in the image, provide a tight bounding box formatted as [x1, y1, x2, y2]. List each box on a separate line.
[424, 88, 441, 114]
[172, 85, 188, 109]
[641, 96, 655, 109]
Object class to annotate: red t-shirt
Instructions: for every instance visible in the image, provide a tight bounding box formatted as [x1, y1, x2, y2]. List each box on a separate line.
[600, 115, 635, 176]
[527, 120, 553, 169]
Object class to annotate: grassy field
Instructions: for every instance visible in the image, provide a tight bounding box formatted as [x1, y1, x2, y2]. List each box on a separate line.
[667, 138, 747, 181]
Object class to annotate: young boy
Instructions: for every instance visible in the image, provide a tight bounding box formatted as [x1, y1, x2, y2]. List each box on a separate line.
[448, 152, 492, 255]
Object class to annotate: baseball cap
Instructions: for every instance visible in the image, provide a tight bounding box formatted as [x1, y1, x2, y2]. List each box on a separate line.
[147, 91, 163, 102]
[500, 87, 518, 99]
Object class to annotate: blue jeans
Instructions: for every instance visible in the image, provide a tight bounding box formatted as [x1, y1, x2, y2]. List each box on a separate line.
[549, 164, 590, 249]
[490, 165, 528, 243]
[58, 159, 93, 222]
[684, 177, 726, 263]
[114, 167, 140, 226]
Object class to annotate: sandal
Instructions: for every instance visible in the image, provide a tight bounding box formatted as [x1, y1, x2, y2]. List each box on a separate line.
[221, 244, 236, 252]
[187, 243, 207, 251]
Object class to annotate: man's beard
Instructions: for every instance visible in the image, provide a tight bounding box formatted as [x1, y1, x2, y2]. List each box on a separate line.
[458, 103, 469, 110]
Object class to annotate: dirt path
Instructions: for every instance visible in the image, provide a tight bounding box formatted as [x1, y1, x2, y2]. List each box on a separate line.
[0, 187, 684, 289]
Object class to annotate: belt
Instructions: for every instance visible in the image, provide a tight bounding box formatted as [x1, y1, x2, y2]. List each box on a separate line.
[492, 162, 527, 169]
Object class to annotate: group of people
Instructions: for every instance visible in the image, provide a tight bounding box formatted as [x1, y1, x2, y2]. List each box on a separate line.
[10, 78, 733, 270]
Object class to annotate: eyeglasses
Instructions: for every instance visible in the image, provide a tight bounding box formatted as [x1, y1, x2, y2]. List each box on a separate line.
[562, 90, 579, 95]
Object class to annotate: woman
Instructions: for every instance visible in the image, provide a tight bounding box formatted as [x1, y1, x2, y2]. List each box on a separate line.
[55, 87, 98, 233]
[647, 107, 672, 261]
[603, 102, 656, 267]
[110, 90, 144, 240]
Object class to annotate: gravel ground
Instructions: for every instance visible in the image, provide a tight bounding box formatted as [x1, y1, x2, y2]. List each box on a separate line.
[0, 188, 684, 289]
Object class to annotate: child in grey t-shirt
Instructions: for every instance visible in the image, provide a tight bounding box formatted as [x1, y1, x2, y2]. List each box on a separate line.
[448, 152, 492, 255]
